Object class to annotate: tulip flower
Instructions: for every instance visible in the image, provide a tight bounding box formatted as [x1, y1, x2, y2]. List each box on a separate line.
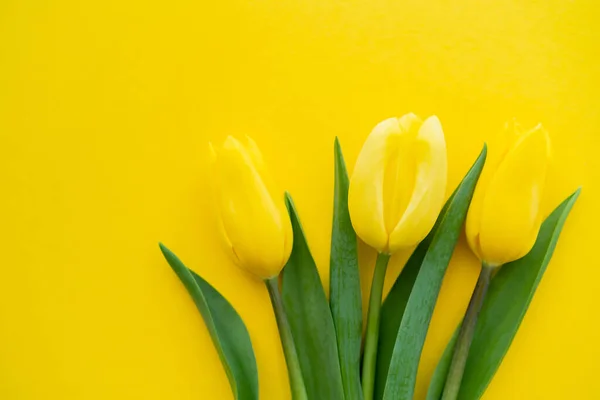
[348, 113, 448, 400]
[441, 121, 551, 400]
[465, 120, 551, 267]
[211, 136, 307, 400]
[348, 113, 448, 255]
[210, 136, 293, 279]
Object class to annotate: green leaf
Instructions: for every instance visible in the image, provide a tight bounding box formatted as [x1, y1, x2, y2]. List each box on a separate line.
[159, 244, 259, 400]
[282, 194, 346, 400]
[374, 189, 457, 400]
[330, 138, 363, 400]
[382, 145, 487, 400]
[426, 188, 581, 400]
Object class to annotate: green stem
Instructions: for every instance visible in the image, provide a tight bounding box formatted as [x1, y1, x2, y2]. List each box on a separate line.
[265, 278, 308, 400]
[441, 263, 495, 400]
[361, 252, 391, 400]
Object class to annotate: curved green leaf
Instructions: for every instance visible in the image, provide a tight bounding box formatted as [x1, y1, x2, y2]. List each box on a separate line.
[330, 138, 363, 400]
[282, 194, 346, 400]
[382, 145, 487, 400]
[426, 188, 581, 400]
[374, 189, 456, 400]
[159, 244, 259, 400]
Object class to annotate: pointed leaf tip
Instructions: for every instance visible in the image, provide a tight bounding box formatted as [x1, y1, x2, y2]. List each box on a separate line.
[330, 138, 362, 400]
[334, 136, 341, 151]
[284, 191, 293, 203]
[282, 194, 345, 400]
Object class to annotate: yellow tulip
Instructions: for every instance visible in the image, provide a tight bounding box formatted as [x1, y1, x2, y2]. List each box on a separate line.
[466, 120, 551, 266]
[348, 113, 448, 255]
[211, 137, 307, 398]
[210, 136, 293, 279]
[442, 121, 551, 400]
[353, 113, 448, 400]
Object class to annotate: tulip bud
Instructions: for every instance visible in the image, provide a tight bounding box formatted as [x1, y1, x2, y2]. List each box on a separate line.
[466, 120, 551, 266]
[348, 113, 448, 254]
[210, 136, 293, 279]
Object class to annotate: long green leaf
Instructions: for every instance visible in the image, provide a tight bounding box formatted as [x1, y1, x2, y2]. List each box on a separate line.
[330, 138, 363, 400]
[426, 188, 581, 400]
[159, 244, 259, 400]
[374, 189, 456, 400]
[282, 194, 346, 400]
[382, 145, 487, 400]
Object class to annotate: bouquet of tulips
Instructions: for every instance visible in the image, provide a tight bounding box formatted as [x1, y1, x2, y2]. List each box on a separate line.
[160, 114, 579, 400]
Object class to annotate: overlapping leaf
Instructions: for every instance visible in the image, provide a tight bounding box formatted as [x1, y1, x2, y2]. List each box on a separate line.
[282, 194, 346, 400]
[374, 190, 456, 400]
[380, 146, 487, 400]
[426, 189, 580, 400]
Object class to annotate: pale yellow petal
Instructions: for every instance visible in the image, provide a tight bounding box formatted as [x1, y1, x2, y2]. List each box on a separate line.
[243, 135, 286, 223]
[389, 116, 447, 252]
[478, 125, 550, 265]
[244, 135, 266, 172]
[216, 136, 286, 278]
[348, 118, 399, 252]
[397, 112, 422, 133]
[243, 136, 293, 267]
[466, 119, 523, 259]
[382, 113, 422, 234]
[216, 208, 242, 265]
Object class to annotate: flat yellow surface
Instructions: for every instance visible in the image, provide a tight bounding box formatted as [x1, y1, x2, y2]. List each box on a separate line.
[1, 1, 598, 399]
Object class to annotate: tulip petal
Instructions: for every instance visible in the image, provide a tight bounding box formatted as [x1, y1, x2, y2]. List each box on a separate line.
[383, 113, 421, 235]
[243, 136, 293, 267]
[389, 116, 447, 252]
[465, 119, 524, 259]
[244, 136, 279, 205]
[244, 135, 266, 173]
[478, 125, 551, 265]
[348, 118, 399, 252]
[216, 136, 288, 278]
[216, 210, 241, 264]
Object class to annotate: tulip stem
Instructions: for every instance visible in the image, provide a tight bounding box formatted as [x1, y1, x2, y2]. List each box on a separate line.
[441, 263, 495, 400]
[265, 278, 308, 400]
[361, 252, 391, 400]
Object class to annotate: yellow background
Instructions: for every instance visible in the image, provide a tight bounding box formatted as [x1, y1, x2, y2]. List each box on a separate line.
[1, 0, 598, 398]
